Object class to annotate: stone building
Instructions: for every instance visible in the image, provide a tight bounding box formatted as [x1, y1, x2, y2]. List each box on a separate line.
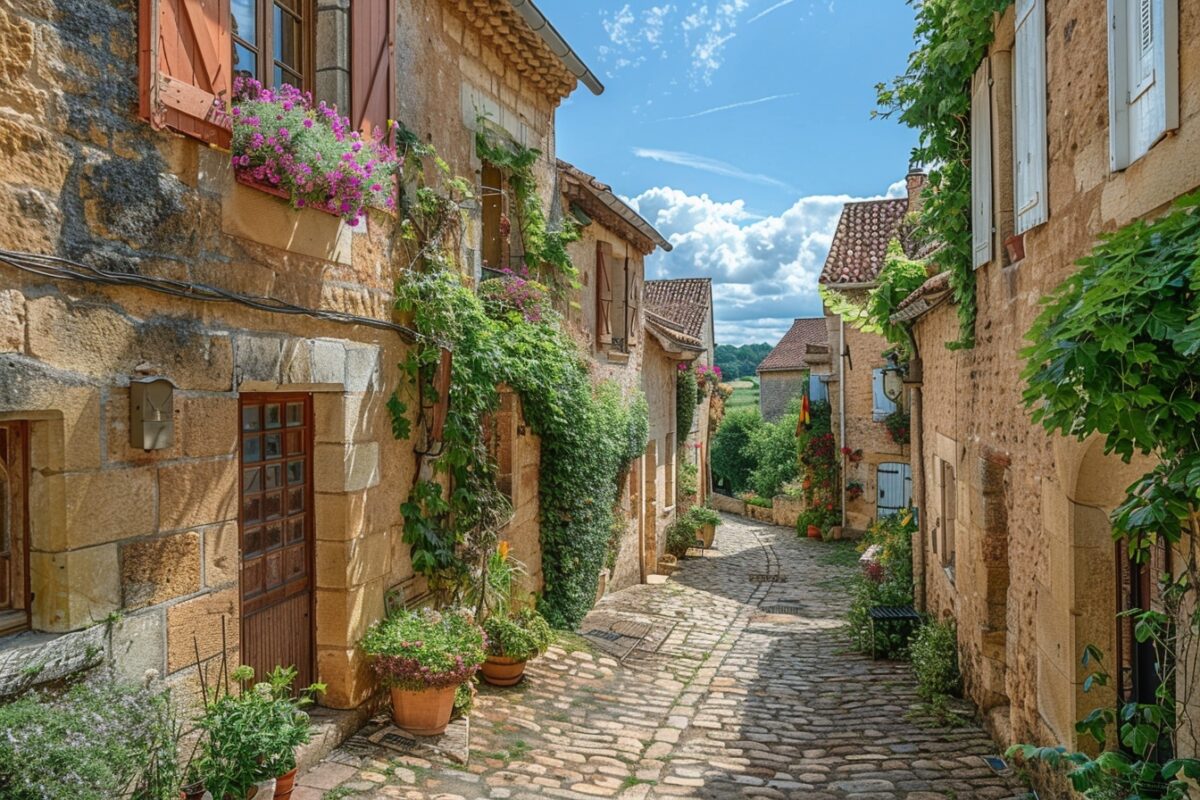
[756, 316, 828, 422]
[644, 278, 716, 556]
[0, 0, 604, 717]
[894, 0, 1200, 766]
[554, 159, 674, 591]
[818, 172, 925, 530]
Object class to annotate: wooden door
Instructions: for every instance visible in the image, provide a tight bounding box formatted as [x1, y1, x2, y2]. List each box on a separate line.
[239, 394, 314, 688]
[876, 462, 913, 517]
[0, 423, 29, 637]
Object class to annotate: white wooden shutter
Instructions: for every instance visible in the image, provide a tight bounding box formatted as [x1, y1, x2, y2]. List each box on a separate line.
[1013, 0, 1048, 233]
[872, 369, 895, 420]
[971, 60, 994, 268]
[1108, 0, 1179, 169]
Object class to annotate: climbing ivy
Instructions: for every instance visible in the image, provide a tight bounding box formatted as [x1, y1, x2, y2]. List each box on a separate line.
[390, 144, 646, 628]
[676, 364, 698, 442]
[875, 0, 1012, 349]
[474, 125, 579, 289]
[1015, 192, 1200, 796]
[820, 239, 930, 359]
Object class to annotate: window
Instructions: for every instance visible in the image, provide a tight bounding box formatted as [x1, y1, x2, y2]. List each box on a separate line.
[1013, 0, 1048, 232]
[232, 0, 315, 90]
[808, 372, 828, 404]
[481, 163, 506, 272]
[971, 59, 994, 268]
[872, 368, 897, 420]
[0, 423, 30, 637]
[595, 242, 632, 353]
[939, 459, 957, 572]
[1109, 0, 1179, 169]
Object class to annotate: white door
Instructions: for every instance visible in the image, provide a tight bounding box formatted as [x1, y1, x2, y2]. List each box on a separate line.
[877, 462, 913, 517]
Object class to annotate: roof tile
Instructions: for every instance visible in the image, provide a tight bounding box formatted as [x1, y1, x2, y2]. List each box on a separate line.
[644, 278, 712, 341]
[818, 198, 909, 285]
[757, 318, 828, 373]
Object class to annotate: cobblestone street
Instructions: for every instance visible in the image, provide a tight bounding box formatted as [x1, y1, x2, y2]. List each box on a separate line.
[296, 515, 1026, 800]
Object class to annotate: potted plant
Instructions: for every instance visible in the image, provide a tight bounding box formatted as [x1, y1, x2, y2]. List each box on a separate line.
[665, 515, 700, 558]
[797, 507, 823, 539]
[259, 666, 325, 800]
[846, 480, 865, 503]
[360, 608, 486, 736]
[686, 505, 722, 548]
[480, 607, 555, 686]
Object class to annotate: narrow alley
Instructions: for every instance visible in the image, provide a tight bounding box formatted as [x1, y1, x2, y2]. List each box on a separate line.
[297, 515, 1025, 800]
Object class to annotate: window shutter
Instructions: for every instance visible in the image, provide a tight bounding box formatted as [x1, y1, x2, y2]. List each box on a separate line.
[351, 0, 396, 138]
[596, 243, 612, 349]
[1108, 0, 1178, 169]
[628, 267, 640, 346]
[1013, 0, 1048, 233]
[971, 60, 993, 268]
[872, 369, 894, 419]
[139, 0, 232, 147]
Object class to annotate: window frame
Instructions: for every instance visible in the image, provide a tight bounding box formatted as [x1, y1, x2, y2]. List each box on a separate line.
[1012, 0, 1048, 233]
[1107, 0, 1180, 170]
[871, 368, 897, 421]
[232, 0, 317, 92]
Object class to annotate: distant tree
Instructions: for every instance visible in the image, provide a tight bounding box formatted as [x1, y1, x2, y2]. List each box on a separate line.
[711, 409, 763, 494]
[715, 342, 774, 381]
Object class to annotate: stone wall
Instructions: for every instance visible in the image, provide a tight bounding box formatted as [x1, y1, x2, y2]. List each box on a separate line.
[0, 0, 569, 713]
[642, 335, 678, 573]
[758, 370, 805, 422]
[911, 0, 1200, 758]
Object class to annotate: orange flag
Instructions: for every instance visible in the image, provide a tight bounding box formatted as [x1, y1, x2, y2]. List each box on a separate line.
[797, 394, 812, 435]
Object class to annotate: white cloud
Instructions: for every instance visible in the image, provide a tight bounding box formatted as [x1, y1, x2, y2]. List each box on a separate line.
[627, 182, 903, 344]
[633, 147, 795, 191]
[597, 1, 752, 84]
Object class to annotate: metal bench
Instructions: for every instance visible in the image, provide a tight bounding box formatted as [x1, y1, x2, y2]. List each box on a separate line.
[867, 605, 922, 659]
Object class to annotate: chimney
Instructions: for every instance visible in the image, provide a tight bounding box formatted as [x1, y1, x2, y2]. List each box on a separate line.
[905, 163, 927, 215]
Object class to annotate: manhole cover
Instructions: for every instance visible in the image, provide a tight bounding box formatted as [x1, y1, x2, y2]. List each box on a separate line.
[760, 603, 805, 615]
[748, 573, 786, 583]
[580, 611, 676, 660]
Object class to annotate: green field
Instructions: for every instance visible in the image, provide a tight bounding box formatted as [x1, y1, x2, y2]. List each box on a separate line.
[724, 377, 760, 412]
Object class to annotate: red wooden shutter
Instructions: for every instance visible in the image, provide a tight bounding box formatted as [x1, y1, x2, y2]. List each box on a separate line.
[139, 0, 232, 147]
[596, 243, 612, 349]
[351, 0, 396, 139]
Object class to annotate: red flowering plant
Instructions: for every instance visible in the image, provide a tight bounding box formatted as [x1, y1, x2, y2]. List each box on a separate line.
[478, 268, 553, 324]
[360, 608, 487, 690]
[883, 409, 910, 445]
[846, 479, 865, 502]
[230, 78, 401, 225]
[693, 363, 722, 393]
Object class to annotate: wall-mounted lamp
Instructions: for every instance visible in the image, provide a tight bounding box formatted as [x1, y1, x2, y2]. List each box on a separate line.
[881, 352, 906, 403]
[129, 376, 175, 451]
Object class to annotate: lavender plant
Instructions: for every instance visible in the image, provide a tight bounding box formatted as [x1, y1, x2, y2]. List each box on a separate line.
[231, 78, 401, 226]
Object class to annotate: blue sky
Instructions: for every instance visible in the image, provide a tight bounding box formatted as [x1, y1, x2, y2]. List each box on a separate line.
[537, 1, 919, 345]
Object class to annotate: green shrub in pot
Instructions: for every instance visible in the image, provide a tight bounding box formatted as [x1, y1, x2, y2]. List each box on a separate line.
[482, 607, 554, 663]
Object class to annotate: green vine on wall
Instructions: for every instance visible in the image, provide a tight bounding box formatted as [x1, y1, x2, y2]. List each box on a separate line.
[676, 363, 698, 442]
[474, 124, 579, 289]
[875, 0, 1012, 349]
[1015, 192, 1200, 797]
[390, 143, 647, 628]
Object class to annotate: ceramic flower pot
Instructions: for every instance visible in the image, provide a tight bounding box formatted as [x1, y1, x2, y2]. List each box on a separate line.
[273, 768, 298, 800]
[180, 782, 207, 800]
[807, 524, 821, 539]
[481, 655, 528, 686]
[389, 684, 458, 736]
[699, 523, 716, 548]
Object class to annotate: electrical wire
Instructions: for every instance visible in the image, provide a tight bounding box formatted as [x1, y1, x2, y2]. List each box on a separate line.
[0, 248, 420, 343]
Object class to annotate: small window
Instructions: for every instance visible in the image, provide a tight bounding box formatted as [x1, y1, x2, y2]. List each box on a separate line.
[595, 243, 631, 353]
[808, 373, 828, 404]
[0, 423, 30, 637]
[1108, 0, 1179, 169]
[233, 0, 315, 90]
[872, 368, 897, 420]
[939, 459, 957, 573]
[481, 163, 506, 272]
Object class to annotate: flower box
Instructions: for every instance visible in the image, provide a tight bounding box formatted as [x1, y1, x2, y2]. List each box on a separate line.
[233, 171, 339, 218]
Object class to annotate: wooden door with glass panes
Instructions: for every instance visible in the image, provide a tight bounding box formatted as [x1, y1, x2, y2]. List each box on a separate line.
[0, 423, 29, 637]
[239, 395, 314, 688]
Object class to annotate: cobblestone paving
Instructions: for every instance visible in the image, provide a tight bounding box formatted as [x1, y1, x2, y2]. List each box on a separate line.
[295, 515, 1027, 799]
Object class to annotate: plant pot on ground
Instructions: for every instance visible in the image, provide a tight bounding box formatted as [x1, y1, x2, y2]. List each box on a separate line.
[480, 608, 554, 686]
[361, 608, 486, 736]
[685, 506, 722, 548]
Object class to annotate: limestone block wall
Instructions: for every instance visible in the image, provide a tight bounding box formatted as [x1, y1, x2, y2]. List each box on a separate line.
[910, 0, 1200, 758]
[758, 370, 805, 422]
[641, 335, 679, 574]
[826, 318, 906, 529]
[0, 0, 430, 712]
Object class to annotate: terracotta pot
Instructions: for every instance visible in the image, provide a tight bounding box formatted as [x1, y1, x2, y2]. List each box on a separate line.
[1004, 232, 1026, 262]
[807, 524, 821, 539]
[273, 768, 297, 800]
[699, 523, 716, 548]
[181, 783, 206, 800]
[389, 683, 458, 736]
[481, 655, 528, 686]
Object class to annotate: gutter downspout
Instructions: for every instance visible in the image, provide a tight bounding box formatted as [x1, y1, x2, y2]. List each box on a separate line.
[904, 324, 927, 612]
[839, 316, 847, 529]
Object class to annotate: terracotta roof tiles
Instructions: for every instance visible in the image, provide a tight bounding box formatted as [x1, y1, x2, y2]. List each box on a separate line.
[644, 278, 712, 342]
[757, 318, 828, 373]
[818, 198, 909, 285]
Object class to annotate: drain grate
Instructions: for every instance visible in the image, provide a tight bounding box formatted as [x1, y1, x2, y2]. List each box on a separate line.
[580, 611, 676, 660]
[760, 603, 805, 615]
[748, 573, 786, 583]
